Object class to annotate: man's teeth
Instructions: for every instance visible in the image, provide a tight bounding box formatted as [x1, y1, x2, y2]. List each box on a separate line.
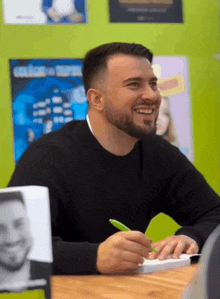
[136, 109, 153, 114]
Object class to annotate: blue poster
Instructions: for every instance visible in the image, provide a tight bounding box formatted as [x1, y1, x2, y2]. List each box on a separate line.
[10, 59, 88, 162]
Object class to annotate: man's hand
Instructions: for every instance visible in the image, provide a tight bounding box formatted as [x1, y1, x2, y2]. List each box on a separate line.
[148, 235, 199, 260]
[96, 231, 152, 274]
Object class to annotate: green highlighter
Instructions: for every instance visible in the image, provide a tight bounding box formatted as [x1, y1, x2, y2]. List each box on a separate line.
[109, 219, 157, 252]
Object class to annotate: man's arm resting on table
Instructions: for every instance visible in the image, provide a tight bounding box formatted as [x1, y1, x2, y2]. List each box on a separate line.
[52, 237, 100, 275]
[148, 206, 220, 260]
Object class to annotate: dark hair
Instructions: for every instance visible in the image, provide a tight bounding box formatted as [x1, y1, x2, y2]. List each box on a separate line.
[0, 191, 25, 206]
[82, 42, 153, 93]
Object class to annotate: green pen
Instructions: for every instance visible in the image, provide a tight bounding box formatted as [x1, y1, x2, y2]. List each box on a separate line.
[109, 219, 157, 252]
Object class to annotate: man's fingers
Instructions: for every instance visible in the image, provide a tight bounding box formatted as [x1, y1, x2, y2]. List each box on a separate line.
[119, 239, 150, 259]
[148, 241, 166, 259]
[157, 241, 178, 260]
[148, 236, 199, 261]
[121, 250, 145, 264]
[125, 231, 152, 248]
[111, 232, 151, 259]
[186, 242, 199, 254]
[149, 238, 183, 260]
[172, 240, 186, 259]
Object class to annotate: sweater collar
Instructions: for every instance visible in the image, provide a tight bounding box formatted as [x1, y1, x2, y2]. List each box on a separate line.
[86, 114, 94, 135]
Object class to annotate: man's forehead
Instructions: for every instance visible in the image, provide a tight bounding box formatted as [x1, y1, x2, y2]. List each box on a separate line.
[106, 54, 155, 82]
[0, 200, 27, 221]
[107, 54, 152, 70]
[106, 54, 154, 80]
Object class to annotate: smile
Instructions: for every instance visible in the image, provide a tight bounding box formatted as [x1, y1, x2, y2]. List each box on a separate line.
[134, 108, 153, 115]
[2, 242, 24, 254]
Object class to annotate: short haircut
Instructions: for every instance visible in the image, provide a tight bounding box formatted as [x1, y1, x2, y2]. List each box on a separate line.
[82, 42, 153, 93]
[0, 191, 25, 207]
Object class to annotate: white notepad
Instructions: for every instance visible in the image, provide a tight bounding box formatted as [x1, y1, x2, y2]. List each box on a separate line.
[137, 254, 200, 274]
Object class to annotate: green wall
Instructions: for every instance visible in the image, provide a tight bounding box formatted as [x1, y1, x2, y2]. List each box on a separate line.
[0, 0, 219, 241]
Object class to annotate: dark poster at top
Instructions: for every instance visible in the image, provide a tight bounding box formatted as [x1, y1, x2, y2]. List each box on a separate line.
[109, 0, 183, 23]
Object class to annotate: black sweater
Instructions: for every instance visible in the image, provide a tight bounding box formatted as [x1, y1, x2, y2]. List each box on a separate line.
[8, 120, 220, 275]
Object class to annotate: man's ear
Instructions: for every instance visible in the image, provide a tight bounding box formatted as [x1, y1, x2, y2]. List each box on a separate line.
[87, 88, 104, 111]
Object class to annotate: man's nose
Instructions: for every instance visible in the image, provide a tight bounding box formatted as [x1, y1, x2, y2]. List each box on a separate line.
[141, 85, 158, 102]
[5, 228, 19, 244]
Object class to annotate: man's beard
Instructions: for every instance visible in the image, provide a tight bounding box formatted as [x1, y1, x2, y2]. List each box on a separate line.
[104, 102, 157, 139]
[0, 246, 31, 272]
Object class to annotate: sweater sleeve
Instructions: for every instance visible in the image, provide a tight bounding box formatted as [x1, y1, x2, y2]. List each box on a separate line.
[175, 206, 220, 251]
[8, 144, 100, 275]
[158, 143, 220, 251]
[52, 237, 100, 274]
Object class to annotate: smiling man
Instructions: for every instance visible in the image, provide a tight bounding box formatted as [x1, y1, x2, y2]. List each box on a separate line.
[0, 191, 49, 293]
[86, 53, 160, 154]
[8, 42, 220, 275]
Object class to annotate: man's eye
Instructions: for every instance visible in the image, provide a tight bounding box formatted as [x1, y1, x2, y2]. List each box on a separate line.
[128, 82, 139, 87]
[14, 220, 25, 229]
[150, 81, 157, 87]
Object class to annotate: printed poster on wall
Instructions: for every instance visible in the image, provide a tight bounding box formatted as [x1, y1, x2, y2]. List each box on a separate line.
[109, 0, 183, 23]
[2, 0, 87, 24]
[9, 59, 88, 162]
[9, 56, 193, 163]
[153, 56, 193, 162]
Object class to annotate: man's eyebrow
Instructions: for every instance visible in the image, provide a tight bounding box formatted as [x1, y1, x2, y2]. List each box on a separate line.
[123, 76, 158, 83]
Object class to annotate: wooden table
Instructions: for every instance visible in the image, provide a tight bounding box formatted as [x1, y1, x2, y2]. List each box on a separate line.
[51, 264, 198, 299]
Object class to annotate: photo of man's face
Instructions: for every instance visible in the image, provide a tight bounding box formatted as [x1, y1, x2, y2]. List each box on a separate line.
[0, 199, 32, 272]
